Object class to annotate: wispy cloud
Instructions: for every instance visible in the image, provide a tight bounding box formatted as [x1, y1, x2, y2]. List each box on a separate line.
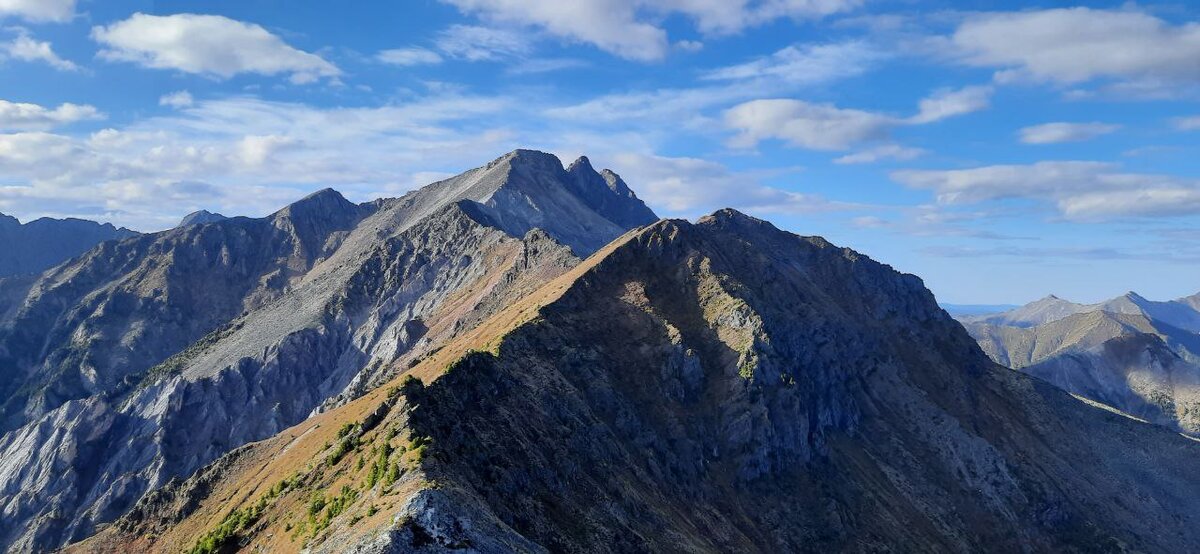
[440, 0, 862, 61]
[1018, 122, 1120, 144]
[893, 161, 1200, 220]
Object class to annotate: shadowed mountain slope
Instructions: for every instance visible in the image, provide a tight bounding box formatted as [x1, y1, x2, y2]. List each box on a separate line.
[78, 211, 1200, 554]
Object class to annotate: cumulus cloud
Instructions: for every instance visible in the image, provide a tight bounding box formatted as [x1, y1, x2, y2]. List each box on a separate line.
[610, 152, 849, 215]
[702, 41, 881, 86]
[0, 0, 74, 22]
[950, 8, 1200, 92]
[0, 99, 101, 131]
[159, 91, 194, 108]
[91, 13, 340, 83]
[908, 85, 992, 124]
[1018, 122, 1120, 144]
[725, 99, 894, 150]
[441, 0, 860, 61]
[892, 161, 1200, 220]
[1, 29, 78, 70]
[377, 47, 444, 66]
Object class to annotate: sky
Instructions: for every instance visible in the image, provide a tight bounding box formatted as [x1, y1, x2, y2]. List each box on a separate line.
[0, 0, 1198, 305]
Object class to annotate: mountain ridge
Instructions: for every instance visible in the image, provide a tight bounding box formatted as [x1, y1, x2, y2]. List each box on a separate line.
[75, 208, 1200, 553]
[0, 213, 138, 278]
[0, 149, 659, 552]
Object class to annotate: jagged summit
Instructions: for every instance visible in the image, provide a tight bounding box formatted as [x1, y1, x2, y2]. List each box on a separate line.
[403, 148, 658, 255]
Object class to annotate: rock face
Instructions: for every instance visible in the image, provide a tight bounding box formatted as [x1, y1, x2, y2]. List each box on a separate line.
[959, 292, 1200, 436]
[0, 213, 137, 278]
[80, 210, 1200, 554]
[0, 150, 655, 552]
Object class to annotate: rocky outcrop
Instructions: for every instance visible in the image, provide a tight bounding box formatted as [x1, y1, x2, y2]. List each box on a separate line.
[84, 209, 1200, 553]
[0, 213, 137, 278]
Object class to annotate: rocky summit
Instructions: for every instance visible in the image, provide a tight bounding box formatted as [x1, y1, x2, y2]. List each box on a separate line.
[4, 150, 1200, 554]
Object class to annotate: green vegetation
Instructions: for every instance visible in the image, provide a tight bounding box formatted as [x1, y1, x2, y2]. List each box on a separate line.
[366, 443, 393, 488]
[186, 473, 300, 554]
[326, 434, 359, 466]
[304, 485, 359, 537]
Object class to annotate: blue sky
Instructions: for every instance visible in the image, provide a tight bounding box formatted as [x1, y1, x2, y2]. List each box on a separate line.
[1, 0, 1198, 305]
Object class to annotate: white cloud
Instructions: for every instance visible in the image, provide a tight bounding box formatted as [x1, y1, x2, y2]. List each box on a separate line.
[703, 41, 880, 86]
[892, 161, 1200, 219]
[0, 100, 101, 131]
[724, 99, 894, 150]
[91, 13, 340, 83]
[506, 57, 588, 75]
[1, 30, 77, 70]
[725, 82, 994, 151]
[435, 24, 531, 61]
[0, 0, 73, 22]
[441, 0, 860, 61]
[609, 152, 848, 215]
[0, 94, 518, 229]
[950, 8, 1200, 90]
[908, 85, 992, 124]
[377, 47, 443, 66]
[546, 84, 746, 129]
[1174, 116, 1200, 131]
[850, 215, 888, 228]
[159, 91, 194, 108]
[834, 144, 925, 164]
[1018, 122, 1120, 144]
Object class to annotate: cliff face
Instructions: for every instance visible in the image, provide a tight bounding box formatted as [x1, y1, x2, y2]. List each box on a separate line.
[0, 150, 655, 552]
[83, 211, 1200, 554]
[0, 189, 372, 432]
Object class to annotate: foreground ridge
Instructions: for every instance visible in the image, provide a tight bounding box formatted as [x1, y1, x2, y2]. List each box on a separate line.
[77, 209, 1200, 553]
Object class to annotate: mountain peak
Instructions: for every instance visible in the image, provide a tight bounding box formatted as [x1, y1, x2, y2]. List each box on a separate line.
[487, 149, 564, 172]
[178, 210, 227, 227]
[566, 155, 593, 173]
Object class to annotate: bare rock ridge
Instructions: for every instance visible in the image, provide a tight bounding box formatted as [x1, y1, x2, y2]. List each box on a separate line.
[0, 213, 138, 278]
[82, 208, 1200, 553]
[0, 149, 657, 552]
[959, 292, 1200, 436]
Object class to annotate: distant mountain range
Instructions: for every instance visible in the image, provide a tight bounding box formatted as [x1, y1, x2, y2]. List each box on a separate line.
[0, 214, 137, 278]
[4, 150, 1200, 553]
[957, 292, 1200, 435]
